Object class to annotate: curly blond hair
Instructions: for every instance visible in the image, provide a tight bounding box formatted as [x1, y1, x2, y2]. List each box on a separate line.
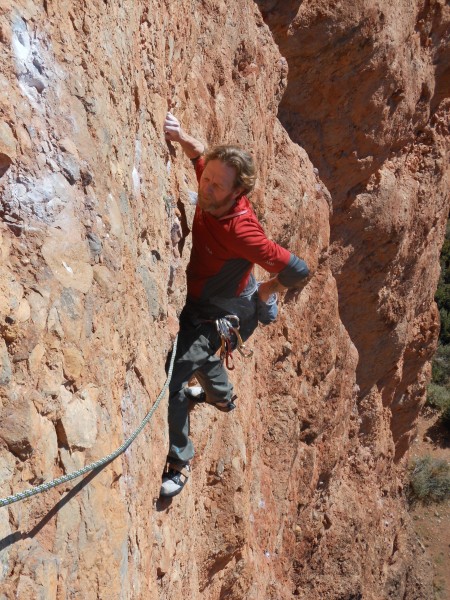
[204, 145, 256, 195]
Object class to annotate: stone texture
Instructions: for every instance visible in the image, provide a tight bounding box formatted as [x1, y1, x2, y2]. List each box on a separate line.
[0, 1, 447, 599]
[59, 389, 98, 450]
[62, 346, 84, 383]
[0, 340, 12, 386]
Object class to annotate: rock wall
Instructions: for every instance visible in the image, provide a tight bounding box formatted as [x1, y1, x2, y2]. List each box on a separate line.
[0, 1, 448, 599]
[257, 0, 450, 460]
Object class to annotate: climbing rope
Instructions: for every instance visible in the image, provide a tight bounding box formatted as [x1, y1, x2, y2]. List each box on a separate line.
[0, 335, 178, 508]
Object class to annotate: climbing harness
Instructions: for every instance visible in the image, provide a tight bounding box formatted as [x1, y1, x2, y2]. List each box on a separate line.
[215, 315, 253, 370]
[0, 335, 178, 508]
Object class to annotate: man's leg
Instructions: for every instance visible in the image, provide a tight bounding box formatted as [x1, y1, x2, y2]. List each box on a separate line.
[166, 325, 220, 465]
[194, 352, 234, 407]
[161, 324, 225, 497]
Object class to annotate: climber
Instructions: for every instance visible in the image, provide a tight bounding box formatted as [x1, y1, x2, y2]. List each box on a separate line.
[160, 112, 310, 497]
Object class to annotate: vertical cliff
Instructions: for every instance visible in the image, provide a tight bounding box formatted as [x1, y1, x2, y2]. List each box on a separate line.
[256, 0, 450, 463]
[0, 1, 448, 599]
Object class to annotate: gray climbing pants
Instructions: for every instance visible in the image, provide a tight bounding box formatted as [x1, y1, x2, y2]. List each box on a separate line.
[166, 321, 233, 465]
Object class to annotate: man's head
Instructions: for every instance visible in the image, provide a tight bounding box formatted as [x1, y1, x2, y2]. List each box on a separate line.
[198, 145, 256, 218]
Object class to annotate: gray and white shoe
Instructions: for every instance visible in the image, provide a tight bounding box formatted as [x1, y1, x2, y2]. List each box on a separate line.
[185, 386, 236, 412]
[160, 463, 190, 497]
[184, 385, 206, 403]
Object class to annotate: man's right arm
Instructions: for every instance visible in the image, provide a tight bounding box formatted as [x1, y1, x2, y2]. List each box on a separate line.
[164, 112, 205, 159]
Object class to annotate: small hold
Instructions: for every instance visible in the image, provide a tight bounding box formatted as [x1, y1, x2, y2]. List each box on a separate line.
[87, 232, 102, 256]
[81, 168, 93, 187]
[62, 261, 73, 274]
[187, 190, 198, 205]
[22, 74, 46, 93]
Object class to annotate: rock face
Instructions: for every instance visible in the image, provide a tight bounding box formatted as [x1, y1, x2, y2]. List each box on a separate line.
[0, 1, 448, 599]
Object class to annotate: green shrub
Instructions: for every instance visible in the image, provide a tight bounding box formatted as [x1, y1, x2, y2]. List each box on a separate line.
[431, 344, 450, 386]
[408, 456, 450, 504]
[426, 383, 450, 411]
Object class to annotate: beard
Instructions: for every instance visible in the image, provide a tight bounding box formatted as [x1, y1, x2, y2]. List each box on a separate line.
[198, 190, 237, 213]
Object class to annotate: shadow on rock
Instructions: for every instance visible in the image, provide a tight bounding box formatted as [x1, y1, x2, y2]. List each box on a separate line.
[425, 420, 450, 449]
[0, 465, 105, 551]
[155, 496, 173, 512]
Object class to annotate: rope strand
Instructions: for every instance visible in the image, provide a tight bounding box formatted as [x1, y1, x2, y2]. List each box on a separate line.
[0, 335, 178, 508]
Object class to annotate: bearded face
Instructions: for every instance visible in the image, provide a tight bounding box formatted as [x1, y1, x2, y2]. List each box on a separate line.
[198, 159, 243, 217]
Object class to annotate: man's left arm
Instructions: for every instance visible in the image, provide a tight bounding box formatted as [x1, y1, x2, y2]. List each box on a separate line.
[231, 220, 310, 301]
[258, 254, 309, 302]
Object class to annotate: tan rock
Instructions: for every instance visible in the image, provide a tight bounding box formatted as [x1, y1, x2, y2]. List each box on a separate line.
[55, 289, 85, 343]
[0, 276, 23, 317]
[54, 497, 82, 554]
[28, 343, 46, 375]
[80, 383, 100, 404]
[28, 290, 50, 333]
[38, 365, 63, 398]
[0, 508, 12, 582]
[47, 306, 64, 338]
[33, 415, 58, 480]
[62, 346, 84, 382]
[0, 121, 16, 159]
[0, 451, 15, 485]
[0, 394, 40, 459]
[0, 229, 11, 263]
[41, 238, 93, 293]
[58, 136, 80, 157]
[106, 193, 124, 239]
[18, 543, 59, 600]
[14, 297, 31, 322]
[15, 575, 39, 599]
[41, 208, 93, 294]
[60, 390, 98, 450]
[93, 264, 115, 296]
[0, 339, 12, 386]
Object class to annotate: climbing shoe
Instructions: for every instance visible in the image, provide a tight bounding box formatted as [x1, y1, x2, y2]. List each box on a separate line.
[160, 463, 190, 497]
[185, 386, 236, 413]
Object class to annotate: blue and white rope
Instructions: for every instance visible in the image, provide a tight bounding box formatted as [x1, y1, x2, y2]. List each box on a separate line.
[0, 335, 178, 508]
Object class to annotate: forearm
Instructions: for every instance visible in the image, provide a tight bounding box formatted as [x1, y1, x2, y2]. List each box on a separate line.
[257, 276, 287, 302]
[178, 130, 205, 159]
[258, 255, 310, 302]
[263, 276, 286, 294]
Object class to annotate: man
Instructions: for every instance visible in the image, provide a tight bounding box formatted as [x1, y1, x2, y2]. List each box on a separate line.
[160, 112, 309, 497]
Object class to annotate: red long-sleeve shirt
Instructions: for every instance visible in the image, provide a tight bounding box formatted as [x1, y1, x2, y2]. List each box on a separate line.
[187, 156, 304, 302]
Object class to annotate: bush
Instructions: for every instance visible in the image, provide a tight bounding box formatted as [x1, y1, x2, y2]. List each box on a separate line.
[431, 344, 450, 386]
[426, 383, 450, 411]
[408, 456, 450, 504]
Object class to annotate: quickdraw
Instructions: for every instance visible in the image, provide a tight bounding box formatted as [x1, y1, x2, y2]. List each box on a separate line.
[215, 315, 253, 370]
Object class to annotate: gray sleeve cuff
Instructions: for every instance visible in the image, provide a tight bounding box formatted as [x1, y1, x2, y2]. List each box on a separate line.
[277, 253, 310, 288]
